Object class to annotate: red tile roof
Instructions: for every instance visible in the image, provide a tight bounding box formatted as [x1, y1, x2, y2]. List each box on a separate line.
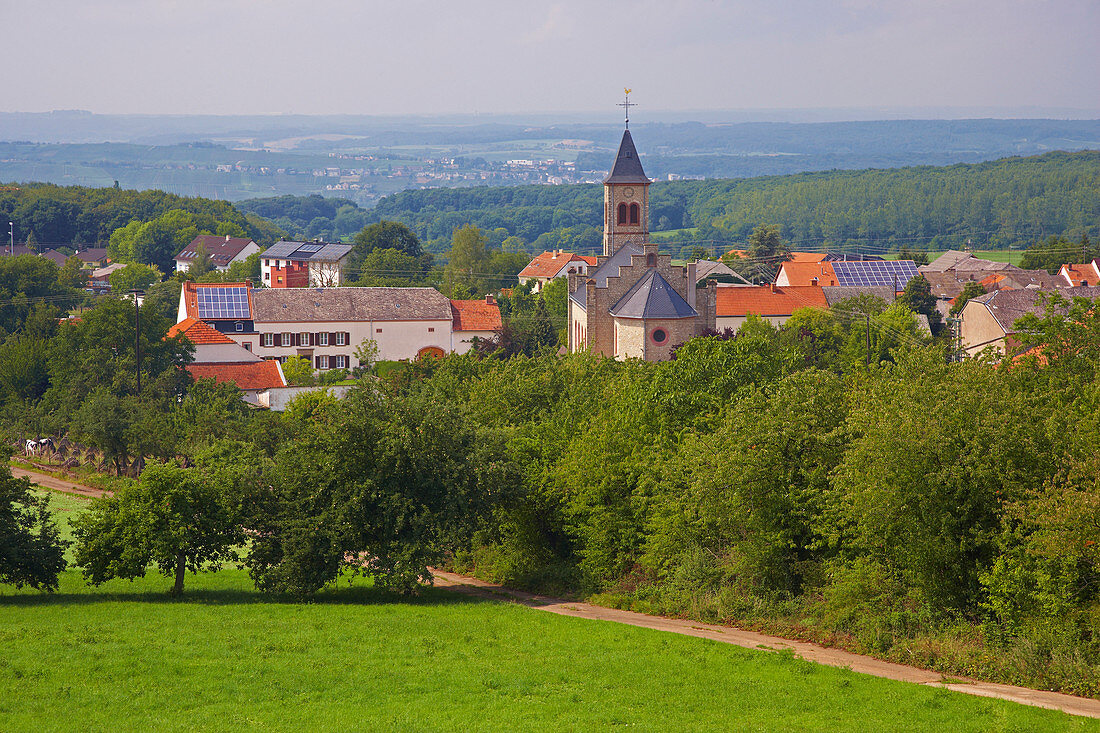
[1059, 263, 1100, 287]
[168, 317, 236, 345]
[518, 251, 593, 279]
[716, 285, 829, 317]
[776, 261, 838, 286]
[187, 361, 286, 391]
[450, 299, 503, 332]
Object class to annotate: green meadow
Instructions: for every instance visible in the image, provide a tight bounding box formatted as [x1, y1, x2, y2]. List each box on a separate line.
[0, 492, 1095, 732]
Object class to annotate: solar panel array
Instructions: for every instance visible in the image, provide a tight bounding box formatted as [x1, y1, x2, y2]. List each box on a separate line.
[832, 260, 920, 288]
[196, 287, 250, 320]
[296, 243, 323, 254]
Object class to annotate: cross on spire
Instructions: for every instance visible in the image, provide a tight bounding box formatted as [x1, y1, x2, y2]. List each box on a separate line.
[618, 88, 635, 129]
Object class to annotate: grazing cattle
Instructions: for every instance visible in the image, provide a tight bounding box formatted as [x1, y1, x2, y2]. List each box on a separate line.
[24, 437, 54, 456]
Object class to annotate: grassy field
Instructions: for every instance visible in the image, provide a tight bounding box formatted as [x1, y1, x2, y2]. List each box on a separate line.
[1, 491, 1096, 731]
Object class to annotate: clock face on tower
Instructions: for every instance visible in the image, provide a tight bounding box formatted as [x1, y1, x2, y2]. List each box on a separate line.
[623, 187, 634, 198]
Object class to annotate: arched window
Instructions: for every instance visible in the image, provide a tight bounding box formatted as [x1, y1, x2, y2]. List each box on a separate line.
[617, 203, 628, 224]
[651, 328, 668, 345]
[629, 203, 640, 224]
[646, 253, 656, 267]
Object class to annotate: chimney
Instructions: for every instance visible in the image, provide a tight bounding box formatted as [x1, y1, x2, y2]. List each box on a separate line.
[770, 283, 778, 293]
[811, 277, 818, 286]
[485, 293, 496, 305]
[225, 234, 231, 242]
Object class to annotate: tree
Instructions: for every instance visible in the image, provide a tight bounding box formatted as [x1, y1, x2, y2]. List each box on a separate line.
[352, 221, 423, 259]
[353, 338, 380, 376]
[899, 274, 943, 333]
[897, 246, 930, 266]
[73, 462, 242, 596]
[731, 224, 790, 283]
[950, 281, 988, 316]
[0, 460, 66, 591]
[187, 243, 215, 277]
[281, 356, 316, 387]
[354, 248, 430, 287]
[1020, 234, 1096, 274]
[444, 225, 489, 296]
[109, 263, 163, 293]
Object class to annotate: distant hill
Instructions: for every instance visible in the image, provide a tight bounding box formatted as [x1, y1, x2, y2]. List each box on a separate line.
[336, 150, 1100, 257]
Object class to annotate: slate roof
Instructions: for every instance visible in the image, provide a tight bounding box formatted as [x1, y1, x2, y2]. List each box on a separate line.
[609, 269, 697, 319]
[694, 260, 750, 284]
[168, 317, 236, 345]
[450, 299, 503, 332]
[263, 241, 354, 262]
[717, 285, 828, 317]
[251, 287, 453, 323]
[175, 235, 256, 265]
[921, 250, 1014, 273]
[969, 286, 1100, 332]
[187, 361, 286, 391]
[603, 129, 650, 184]
[569, 243, 645, 309]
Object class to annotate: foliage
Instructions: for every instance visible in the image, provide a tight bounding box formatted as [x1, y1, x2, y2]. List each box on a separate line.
[1020, 234, 1097, 274]
[898, 274, 943, 333]
[108, 262, 163, 293]
[0, 255, 81, 337]
[108, 209, 248, 274]
[72, 461, 242, 595]
[0, 460, 66, 591]
[281, 356, 316, 387]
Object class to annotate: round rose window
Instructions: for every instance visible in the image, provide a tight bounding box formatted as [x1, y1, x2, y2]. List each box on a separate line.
[652, 328, 668, 344]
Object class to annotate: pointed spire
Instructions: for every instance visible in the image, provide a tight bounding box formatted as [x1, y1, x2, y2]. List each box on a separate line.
[603, 129, 649, 184]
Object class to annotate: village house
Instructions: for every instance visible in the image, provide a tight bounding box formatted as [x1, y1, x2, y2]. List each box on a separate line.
[959, 285, 1100, 356]
[518, 250, 598, 293]
[1058, 260, 1100, 287]
[174, 234, 261, 273]
[177, 281, 503, 369]
[567, 125, 717, 361]
[714, 284, 828, 331]
[167, 317, 287, 406]
[260, 240, 354, 288]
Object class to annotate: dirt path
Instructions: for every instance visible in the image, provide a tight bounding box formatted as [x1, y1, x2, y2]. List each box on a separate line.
[430, 569, 1100, 720]
[10, 465, 110, 499]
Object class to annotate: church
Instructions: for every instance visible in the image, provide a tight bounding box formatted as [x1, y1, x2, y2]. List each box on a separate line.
[567, 124, 716, 361]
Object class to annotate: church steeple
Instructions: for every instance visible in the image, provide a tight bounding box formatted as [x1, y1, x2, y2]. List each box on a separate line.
[603, 128, 651, 255]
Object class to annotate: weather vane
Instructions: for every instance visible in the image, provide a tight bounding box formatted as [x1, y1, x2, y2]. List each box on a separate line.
[618, 88, 635, 129]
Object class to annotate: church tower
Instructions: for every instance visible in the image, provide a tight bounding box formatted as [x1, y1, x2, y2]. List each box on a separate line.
[603, 129, 651, 256]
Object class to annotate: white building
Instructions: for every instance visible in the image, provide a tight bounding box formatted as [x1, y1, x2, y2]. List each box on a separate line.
[174, 235, 261, 273]
[177, 282, 502, 370]
[260, 241, 354, 288]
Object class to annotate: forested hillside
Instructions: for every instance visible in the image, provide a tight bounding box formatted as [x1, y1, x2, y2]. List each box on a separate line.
[260, 150, 1097, 257]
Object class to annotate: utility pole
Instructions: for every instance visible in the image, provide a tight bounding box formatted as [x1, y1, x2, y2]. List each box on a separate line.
[865, 314, 871, 368]
[130, 290, 143, 394]
[8, 222, 12, 256]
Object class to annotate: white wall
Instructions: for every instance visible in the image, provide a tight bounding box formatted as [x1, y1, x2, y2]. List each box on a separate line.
[190, 342, 262, 363]
[715, 314, 792, 332]
[257, 385, 354, 411]
[253, 318, 454, 365]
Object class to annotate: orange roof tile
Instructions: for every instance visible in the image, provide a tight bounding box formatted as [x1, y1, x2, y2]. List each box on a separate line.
[518, 251, 593, 279]
[450, 299, 503, 332]
[187, 361, 286, 391]
[716, 285, 829, 317]
[168, 317, 236, 345]
[776, 261, 837, 286]
[1060, 263, 1100, 287]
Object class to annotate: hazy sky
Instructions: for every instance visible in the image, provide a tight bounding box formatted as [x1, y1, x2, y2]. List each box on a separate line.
[5, 0, 1098, 116]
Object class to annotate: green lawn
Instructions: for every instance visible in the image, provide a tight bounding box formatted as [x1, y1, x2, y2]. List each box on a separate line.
[0, 492, 1095, 731]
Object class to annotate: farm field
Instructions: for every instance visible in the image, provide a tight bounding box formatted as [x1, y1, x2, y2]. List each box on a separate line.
[0, 493, 1095, 732]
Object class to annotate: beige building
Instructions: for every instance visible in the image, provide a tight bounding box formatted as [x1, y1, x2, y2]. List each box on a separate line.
[960, 286, 1100, 356]
[567, 127, 715, 361]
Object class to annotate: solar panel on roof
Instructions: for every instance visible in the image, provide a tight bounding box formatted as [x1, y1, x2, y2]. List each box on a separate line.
[832, 260, 919, 288]
[296, 244, 323, 254]
[196, 287, 250, 320]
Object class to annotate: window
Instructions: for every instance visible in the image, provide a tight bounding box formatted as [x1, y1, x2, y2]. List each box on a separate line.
[235, 322, 244, 332]
[617, 202, 628, 225]
[264, 272, 270, 281]
[300, 331, 310, 346]
[428, 327, 435, 333]
[336, 332, 347, 346]
[263, 333, 274, 348]
[277, 277, 283, 284]
[629, 203, 640, 224]
[243, 342, 252, 352]
[375, 328, 382, 334]
[281, 332, 291, 347]
[319, 332, 329, 346]
[651, 328, 668, 345]
[335, 355, 347, 369]
[264, 259, 269, 267]
[646, 253, 657, 268]
[317, 355, 329, 370]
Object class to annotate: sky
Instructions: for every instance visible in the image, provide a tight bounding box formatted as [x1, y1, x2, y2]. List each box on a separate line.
[4, 0, 1099, 117]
